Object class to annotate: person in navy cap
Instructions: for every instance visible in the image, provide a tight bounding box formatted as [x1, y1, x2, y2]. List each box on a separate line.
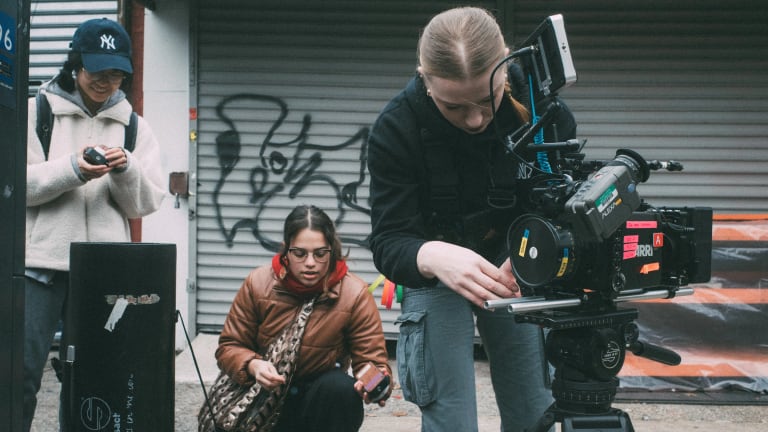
[22, 18, 165, 432]
[72, 17, 134, 77]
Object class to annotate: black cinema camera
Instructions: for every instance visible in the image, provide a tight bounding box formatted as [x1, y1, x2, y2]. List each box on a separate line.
[484, 13, 713, 312]
[484, 14, 713, 432]
[507, 148, 713, 303]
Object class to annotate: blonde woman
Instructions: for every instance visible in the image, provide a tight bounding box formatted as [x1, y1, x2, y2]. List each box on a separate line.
[368, 7, 576, 431]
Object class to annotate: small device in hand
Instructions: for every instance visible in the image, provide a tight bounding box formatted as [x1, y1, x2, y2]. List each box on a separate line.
[83, 146, 109, 166]
[356, 362, 390, 403]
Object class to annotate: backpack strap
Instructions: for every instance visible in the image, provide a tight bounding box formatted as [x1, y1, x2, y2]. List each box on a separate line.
[36, 91, 54, 160]
[124, 111, 138, 152]
[36, 90, 139, 159]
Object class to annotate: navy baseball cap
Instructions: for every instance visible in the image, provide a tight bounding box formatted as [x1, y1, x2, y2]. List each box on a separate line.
[71, 18, 133, 74]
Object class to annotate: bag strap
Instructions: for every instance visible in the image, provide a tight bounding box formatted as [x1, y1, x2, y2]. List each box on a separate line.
[36, 90, 139, 160]
[238, 296, 319, 431]
[191, 296, 319, 432]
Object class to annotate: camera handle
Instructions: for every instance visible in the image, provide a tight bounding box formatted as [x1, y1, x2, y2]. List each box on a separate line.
[504, 100, 563, 155]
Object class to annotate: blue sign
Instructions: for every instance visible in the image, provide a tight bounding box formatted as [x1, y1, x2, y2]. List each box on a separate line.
[0, 10, 16, 108]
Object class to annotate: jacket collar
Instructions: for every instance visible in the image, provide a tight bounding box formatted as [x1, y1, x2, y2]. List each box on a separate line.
[41, 78, 132, 124]
[271, 270, 344, 303]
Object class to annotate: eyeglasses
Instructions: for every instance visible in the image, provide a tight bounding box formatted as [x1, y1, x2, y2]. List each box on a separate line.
[287, 247, 332, 263]
[82, 69, 126, 84]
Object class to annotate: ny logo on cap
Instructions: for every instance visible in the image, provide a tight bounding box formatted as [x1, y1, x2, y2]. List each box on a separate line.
[100, 34, 116, 51]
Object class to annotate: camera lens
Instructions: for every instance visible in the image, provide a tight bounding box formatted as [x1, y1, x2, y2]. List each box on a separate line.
[507, 215, 576, 288]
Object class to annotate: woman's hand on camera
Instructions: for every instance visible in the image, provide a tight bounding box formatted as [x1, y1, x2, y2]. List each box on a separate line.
[499, 258, 522, 297]
[417, 241, 519, 307]
[247, 358, 286, 390]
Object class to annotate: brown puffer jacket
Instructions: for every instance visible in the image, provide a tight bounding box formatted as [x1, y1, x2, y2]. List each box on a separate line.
[215, 264, 390, 385]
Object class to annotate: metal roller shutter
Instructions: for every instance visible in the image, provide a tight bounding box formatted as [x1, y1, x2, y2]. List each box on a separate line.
[505, 0, 768, 213]
[29, 1, 119, 92]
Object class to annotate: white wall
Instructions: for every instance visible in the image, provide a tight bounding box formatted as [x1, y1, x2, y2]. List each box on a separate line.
[140, 0, 192, 351]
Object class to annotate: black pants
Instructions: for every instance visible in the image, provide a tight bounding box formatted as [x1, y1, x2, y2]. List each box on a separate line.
[273, 367, 363, 432]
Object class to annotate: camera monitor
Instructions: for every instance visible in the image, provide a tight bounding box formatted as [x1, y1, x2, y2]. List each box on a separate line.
[519, 14, 577, 102]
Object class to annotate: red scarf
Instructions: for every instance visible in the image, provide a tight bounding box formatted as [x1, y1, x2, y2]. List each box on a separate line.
[271, 253, 348, 295]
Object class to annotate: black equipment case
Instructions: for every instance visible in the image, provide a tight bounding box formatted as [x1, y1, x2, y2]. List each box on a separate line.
[63, 242, 176, 431]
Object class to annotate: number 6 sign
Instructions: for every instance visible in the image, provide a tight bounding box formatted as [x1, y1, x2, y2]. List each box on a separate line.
[0, 12, 14, 54]
[0, 10, 18, 108]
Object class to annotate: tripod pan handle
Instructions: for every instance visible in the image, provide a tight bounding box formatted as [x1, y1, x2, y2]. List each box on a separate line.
[628, 340, 681, 365]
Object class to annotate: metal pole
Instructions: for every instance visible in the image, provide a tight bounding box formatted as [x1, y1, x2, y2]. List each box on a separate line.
[0, 1, 31, 431]
[483, 287, 695, 314]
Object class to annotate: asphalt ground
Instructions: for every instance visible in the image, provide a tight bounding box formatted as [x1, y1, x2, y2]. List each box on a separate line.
[30, 333, 768, 431]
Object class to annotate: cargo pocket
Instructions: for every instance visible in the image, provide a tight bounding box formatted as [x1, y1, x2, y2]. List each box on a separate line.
[394, 310, 434, 406]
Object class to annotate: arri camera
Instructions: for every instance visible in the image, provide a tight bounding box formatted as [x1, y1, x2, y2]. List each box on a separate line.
[507, 147, 712, 301]
[484, 14, 713, 432]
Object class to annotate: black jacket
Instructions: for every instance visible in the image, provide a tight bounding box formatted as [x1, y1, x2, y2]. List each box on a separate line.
[367, 63, 576, 288]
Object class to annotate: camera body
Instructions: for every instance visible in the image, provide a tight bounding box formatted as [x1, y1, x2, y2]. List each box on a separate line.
[507, 149, 712, 301]
[83, 146, 109, 165]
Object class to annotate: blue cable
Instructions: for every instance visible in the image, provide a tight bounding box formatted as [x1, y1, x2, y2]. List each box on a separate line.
[528, 75, 552, 173]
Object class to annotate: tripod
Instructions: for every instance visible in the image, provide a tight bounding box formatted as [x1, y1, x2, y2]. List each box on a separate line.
[520, 307, 681, 432]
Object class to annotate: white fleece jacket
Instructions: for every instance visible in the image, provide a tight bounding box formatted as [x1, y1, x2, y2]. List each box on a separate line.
[26, 88, 166, 271]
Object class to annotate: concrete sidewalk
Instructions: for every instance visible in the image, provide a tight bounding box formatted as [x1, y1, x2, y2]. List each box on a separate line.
[29, 333, 768, 431]
[173, 334, 768, 432]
